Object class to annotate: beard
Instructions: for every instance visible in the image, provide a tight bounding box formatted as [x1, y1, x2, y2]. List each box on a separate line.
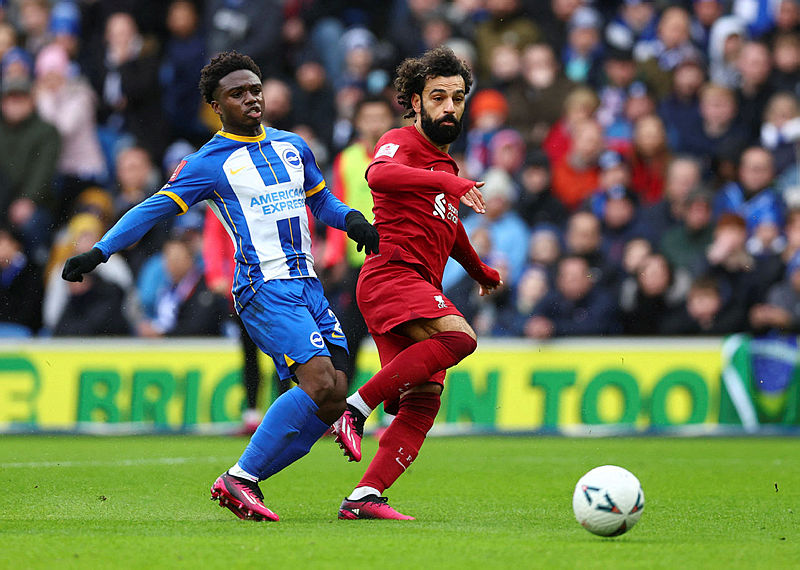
[420, 103, 462, 145]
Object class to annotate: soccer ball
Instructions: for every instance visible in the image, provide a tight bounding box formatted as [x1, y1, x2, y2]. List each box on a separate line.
[572, 465, 644, 537]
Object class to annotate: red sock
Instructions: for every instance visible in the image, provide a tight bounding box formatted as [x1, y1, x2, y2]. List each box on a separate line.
[358, 331, 476, 409]
[358, 391, 441, 492]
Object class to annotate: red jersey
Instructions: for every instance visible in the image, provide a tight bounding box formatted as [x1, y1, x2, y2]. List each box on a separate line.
[365, 126, 474, 287]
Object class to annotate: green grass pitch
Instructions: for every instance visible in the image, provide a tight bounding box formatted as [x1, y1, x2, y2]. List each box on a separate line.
[1, 434, 798, 569]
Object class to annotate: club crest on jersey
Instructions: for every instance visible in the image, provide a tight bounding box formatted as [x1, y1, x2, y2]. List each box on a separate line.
[434, 295, 447, 309]
[282, 148, 302, 169]
[310, 331, 325, 348]
[375, 143, 399, 159]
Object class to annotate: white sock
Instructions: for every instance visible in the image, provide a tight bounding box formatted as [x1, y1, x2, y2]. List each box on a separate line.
[228, 462, 258, 482]
[348, 486, 381, 501]
[347, 391, 372, 418]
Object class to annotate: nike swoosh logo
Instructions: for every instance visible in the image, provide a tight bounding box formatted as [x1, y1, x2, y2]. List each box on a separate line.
[229, 166, 246, 175]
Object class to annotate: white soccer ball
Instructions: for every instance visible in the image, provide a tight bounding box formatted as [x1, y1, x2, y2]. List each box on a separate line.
[572, 465, 644, 537]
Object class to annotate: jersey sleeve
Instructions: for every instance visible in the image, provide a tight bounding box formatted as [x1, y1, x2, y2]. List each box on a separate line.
[366, 129, 475, 198]
[295, 137, 326, 198]
[156, 154, 217, 214]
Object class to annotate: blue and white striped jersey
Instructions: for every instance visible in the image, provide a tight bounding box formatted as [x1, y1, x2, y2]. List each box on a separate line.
[97, 125, 353, 310]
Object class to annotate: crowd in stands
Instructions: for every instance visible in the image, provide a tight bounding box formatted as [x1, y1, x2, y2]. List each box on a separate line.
[3, 0, 800, 342]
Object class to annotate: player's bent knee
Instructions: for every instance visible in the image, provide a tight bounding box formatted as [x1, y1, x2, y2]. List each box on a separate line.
[431, 330, 478, 362]
[295, 356, 338, 403]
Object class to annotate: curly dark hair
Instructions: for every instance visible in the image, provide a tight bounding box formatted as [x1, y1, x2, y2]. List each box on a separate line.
[394, 46, 473, 119]
[198, 51, 262, 103]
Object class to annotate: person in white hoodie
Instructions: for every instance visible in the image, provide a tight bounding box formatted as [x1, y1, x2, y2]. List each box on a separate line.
[708, 15, 749, 88]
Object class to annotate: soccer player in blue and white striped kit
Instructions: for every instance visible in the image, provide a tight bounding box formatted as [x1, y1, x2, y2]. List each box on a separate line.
[62, 51, 380, 521]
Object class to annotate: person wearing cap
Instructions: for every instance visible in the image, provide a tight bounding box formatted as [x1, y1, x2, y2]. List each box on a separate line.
[563, 6, 603, 84]
[591, 183, 650, 272]
[464, 88, 509, 179]
[595, 45, 639, 128]
[0, 74, 60, 261]
[49, 0, 81, 60]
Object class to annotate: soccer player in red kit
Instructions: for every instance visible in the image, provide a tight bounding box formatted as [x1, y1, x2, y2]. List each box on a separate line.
[333, 46, 502, 520]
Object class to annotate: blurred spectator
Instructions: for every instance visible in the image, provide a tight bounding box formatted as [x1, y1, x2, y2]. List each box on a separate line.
[708, 15, 748, 89]
[506, 42, 575, 147]
[605, 0, 659, 56]
[695, 212, 782, 325]
[675, 83, 749, 176]
[563, 6, 603, 84]
[661, 275, 744, 335]
[552, 118, 604, 210]
[17, 0, 51, 56]
[749, 250, 800, 333]
[630, 114, 670, 204]
[452, 168, 529, 288]
[540, 0, 582, 56]
[736, 41, 776, 143]
[525, 223, 562, 278]
[0, 75, 59, 261]
[659, 56, 705, 150]
[637, 6, 699, 99]
[293, 59, 336, 152]
[760, 91, 800, 175]
[495, 264, 549, 336]
[34, 42, 106, 218]
[323, 95, 395, 380]
[590, 184, 649, 272]
[0, 22, 18, 62]
[564, 210, 617, 289]
[2, 46, 34, 80]
[488, 127, 526, 179]
[595, 149, 632, 195]
[473, 0, 540, 81]
[486, 42, 521, 93]
[45, 213, 135, 335]
[261, 77, 294, 132]
[205, 0, 283, 78]
[594, 45, 639, 127]
[661, 186, 716, 273]
[644, 155, 703, 242]
[160, 0, 207, 146]
[764, 0, 800, 45]
[619, 252, 689, 335]
[48, 0, 81, 63]
[691, 0, 725, 53]
[770, 32, 800, 96]
[604, 79, 657, 152]
[713, 146, 786, 242]
[138, 235, 227, 337]
[525, 254, 619, 339]
[91, 12, 167, 160]
[0, 226, 42, 336]
[515, 150, 568, 228]
[464, 89, 509, 179]
[111, 146, 171, 273]
[543, 85, 599, 165]
[388, 0, 443, 63]
[732, 0, 783, 39]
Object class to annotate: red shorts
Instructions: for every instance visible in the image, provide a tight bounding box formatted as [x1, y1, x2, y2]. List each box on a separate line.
[372, 330, 446, 415]
[356, 260, 463, 335]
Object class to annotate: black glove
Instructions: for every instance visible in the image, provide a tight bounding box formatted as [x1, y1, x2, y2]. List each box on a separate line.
[345, 211, 379, 254]
[62, 247, 105, 282]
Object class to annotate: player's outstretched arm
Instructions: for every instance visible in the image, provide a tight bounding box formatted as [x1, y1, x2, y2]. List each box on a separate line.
[62, 193, 181, 282]
[306, 187, 379, 254]
[449, 220, 502, 295]
[367, 161, 475, 198]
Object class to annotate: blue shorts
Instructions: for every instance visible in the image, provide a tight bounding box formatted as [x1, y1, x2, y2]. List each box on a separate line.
[239, 278, 348, 380]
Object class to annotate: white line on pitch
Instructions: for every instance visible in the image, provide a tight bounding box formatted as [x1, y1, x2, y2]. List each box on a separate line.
[0, 456, 228, 469]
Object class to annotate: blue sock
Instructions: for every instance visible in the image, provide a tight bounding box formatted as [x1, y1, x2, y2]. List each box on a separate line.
[259, 414, 331, 479]
[238, 387, 318, 480]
